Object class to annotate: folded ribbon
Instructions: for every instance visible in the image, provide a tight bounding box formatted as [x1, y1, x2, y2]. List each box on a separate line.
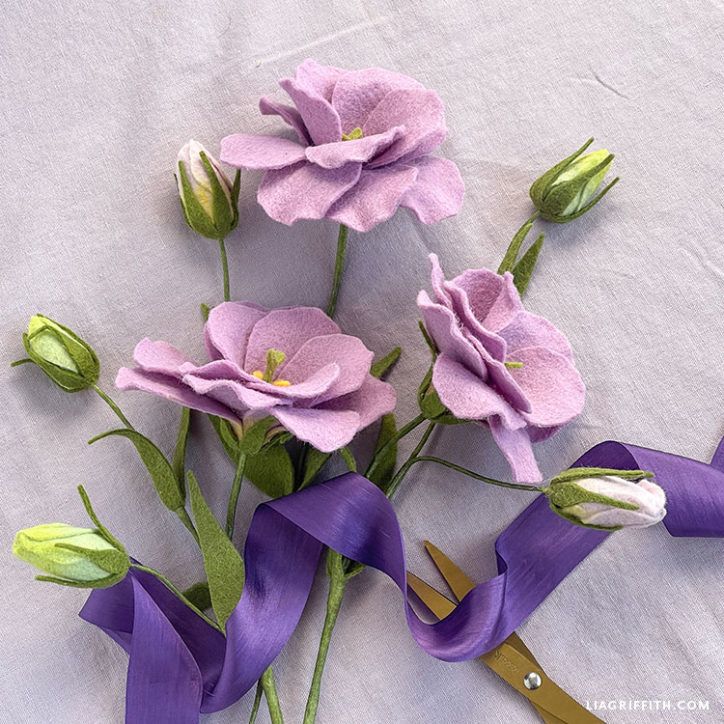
[80, 437, 724, 723]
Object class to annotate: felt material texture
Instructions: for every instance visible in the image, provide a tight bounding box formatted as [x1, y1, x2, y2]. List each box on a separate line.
[116, 303, 396, 453]
[220, 59, 464, 232]
[3, 1, 724, 722]
[419, 254, 586, 482]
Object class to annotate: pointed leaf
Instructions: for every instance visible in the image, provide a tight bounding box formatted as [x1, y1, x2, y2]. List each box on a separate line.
[172, 408, 191, 502]
[183, 581, 212, 611]
[512, 234, 544, 296]
[366, 414, 398, 489]
[209, 415, 240, 460]
[245, 444, 295, 498]
[301, 447, 332, 488]
[371, 347, 401, 379]
[498, 217, 535, 274]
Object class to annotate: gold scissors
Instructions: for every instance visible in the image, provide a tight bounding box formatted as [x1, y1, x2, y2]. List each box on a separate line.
[407, 541, 603, 724]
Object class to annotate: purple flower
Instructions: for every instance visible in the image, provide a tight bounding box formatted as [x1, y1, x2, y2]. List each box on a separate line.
[116, 303, 396, 452]
[219, 59, 464, 232]
[418, 255, 585, 482]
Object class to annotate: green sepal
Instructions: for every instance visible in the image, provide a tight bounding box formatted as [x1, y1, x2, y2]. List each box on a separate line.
[187, 471, 244, 628]
[245, 443, 295, 498]
[371, 347, 402, 379]
[177, 161, 219, 240]
[34, 573, 125, 589]
[238, 417, 278, 456]
[548, 507, 623, 532]
[339, 446, 357, 472]
[172, 408, 191, 498]
[546, 481, 639, 511]
[209, 415, 240, 459]
[183, 581, 212, 611]
[417, 368, 461, 424]
[497, 217, 535, 275]
[418, 320, 437, 355]
[530, 137, 594, 208]
[89, 428, 184, 512]
[551, 467, 653, 485]
[10, 358, 33, 367]
[231, 169, 241, 220]
[511, 233, 544, 296]
[76, 484, 126, 553]
[199, 151, 234, 238]
[366, 414, 397, 489]
[53, 543, 130, 576]
[542, 176, 620, 223]
[200, 303, 211, 321]
[301, 447, 332, 488]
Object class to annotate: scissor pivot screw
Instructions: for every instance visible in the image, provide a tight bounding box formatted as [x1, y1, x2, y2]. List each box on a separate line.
[524, 672, 542, 690]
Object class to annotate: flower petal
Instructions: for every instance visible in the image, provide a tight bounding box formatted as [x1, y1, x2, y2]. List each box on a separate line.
[244, 307, 340, 374]
[132, 339, 196, 379]
[281, 334, 374, 404]
[305, 127, 404, 169]
[401, 156, 464, 224]
[279, 77, 341, 145]
[257, 161, 362, 225]
[319, 374, 396, 428]
[364, 89, 446, 167]
[326, 165, 418, 232]
[115, 367, 238, 422]
[220, 135, 306, 170]
[453, 269, 523, 333]
[330, 66, 423, 132]
[182, 373, 285, 412]
[498, 310, 573, 359]
[432, 353, 523, 428]
[488, 418, 542, 483]
[204, 303, 268, 367]
[510, 347, 586, 428]
[294, 59, 345, 101]
[271, 406, 361, 452]
[259, 97, 311, 145]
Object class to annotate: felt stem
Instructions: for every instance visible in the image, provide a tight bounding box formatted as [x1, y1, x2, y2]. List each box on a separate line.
[225, 451, 247, 539]
[93, 385, 134, 429]
[261, 667, 284, 724]
[218, 237, 230, 302]
[303, 550, 347, 724]
[325, 224, 349, 318]
[385, 422, 437, 499]
[411, 456, 546, 491]
[365, 412, 426, 480]
[248, 680, 263, 724]
[130, 563, 223, 634]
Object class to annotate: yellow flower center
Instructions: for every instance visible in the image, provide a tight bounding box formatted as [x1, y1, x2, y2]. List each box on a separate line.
[341, 127, 363, 141]
[252, 348, 291, 386]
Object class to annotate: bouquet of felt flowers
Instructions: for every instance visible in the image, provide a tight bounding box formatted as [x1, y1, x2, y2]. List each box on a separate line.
[13, 60, 679, 724]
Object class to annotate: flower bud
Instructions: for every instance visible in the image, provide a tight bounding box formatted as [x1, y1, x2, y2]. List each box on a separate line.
[530, 139, 619, 223]
[546, 468, 666, 530]
[13, 523, 130, 588]
[22, 314, 100, 392]
[177, 140, 239, 240]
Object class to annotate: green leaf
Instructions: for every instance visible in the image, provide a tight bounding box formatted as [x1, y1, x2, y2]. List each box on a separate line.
[89, 429, 184, 512]
[183, 581, 212, 611]
[418, 320, 437, 355]
[498, 217, 535, 274]
[187, 471, 244, 628]
[209, 415, 240, 460]
[200, 303, 211, 321]
[76, 485, 125, 552]
[172, 408, 191, 502]
[511, 234, 544, 296]
[339, 447, 357, 472]
[301, 447, 332, 488]
[551, 467, 653, 485]
[366, 414, 398, 489]
[371, 347, 401, 379]
[245, 444, 295, 498]
[238, 417, 277, 456]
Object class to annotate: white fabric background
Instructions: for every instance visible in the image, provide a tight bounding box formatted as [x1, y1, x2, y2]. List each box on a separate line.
[2, 0, 723, 721]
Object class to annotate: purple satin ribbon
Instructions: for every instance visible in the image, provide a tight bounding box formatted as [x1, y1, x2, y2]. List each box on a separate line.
[80, 437, 724, 723]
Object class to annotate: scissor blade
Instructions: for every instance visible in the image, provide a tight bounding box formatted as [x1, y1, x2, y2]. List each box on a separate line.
[423, 540, 475, 601]
[406, 572, 457, 618]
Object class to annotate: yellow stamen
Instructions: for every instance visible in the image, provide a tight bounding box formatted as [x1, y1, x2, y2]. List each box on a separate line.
[272, 379, 291, 387]
[252, 370, 264, 379]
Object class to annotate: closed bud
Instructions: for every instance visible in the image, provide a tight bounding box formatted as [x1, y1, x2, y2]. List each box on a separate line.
[13, 523, 129, 588]
[530, 139, 619, 223]
[546, 467, 666, 530]
[22, 314, 100, 392]
[177, 140, 239, 240]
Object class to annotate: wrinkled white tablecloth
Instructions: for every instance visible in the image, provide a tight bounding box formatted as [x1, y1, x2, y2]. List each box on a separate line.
[2, 0, 723, 721]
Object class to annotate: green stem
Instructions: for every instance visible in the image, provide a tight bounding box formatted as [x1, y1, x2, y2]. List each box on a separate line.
[497, 210, 540, 274]
[130, 563, 223, 633]
[325, 224, 349, 318]
[248, 681, 263, 724]
[410, 456, 546, 491]
[365, 413, 426, 479]
[218, 237, 230, 302]
[225, 451, 247, 538]
[261, 667, 284, 724]
[385, 422, 437, 499]
[93, 385, 134, 429]
[303, 551, 347, 724]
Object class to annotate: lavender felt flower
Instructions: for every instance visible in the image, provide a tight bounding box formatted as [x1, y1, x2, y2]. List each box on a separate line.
[219, 59, 464, 232]
[418, 254, 585, 482]
[116, 303, 396, 452]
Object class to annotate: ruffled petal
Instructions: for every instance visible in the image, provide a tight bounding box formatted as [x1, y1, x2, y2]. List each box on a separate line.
[271, 406, 361, 452]
[257, 161, 362, 225]
[244, 307, 340, 374]
[259, 97, 311, 145]
[182, 373, 286, 413]
[319, 374, 396, 428]
[294, 59, 345, 101]
[327, 165, 418, 232]
[330, 66, 423, 132]
[498, 310, 573, 359]
[488, 418, 542, 483]
[364, 89, 446, 167]
[432, 353, 523, 429]
[115, 367, 238, 422]
[305, 127, 404, 169]
[510, 347, 586, 428]
[453, 269, 523, 332]
[281, 334, 374, 404]
[401, 156, 464, 224]
[204, 303, 268, 366]
[220, 135, 306, 170]
[132, 339, 196, 379]
[279, 77, 341, 145]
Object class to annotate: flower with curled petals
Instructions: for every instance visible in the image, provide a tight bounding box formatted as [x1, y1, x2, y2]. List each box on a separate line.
[116, 303, 396, 453]
[417, 254, 586, 482]
[220, 59, 464, 232]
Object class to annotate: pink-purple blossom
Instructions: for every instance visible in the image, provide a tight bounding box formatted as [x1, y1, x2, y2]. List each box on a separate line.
[220, 59, 464, 232]
[418, 255, 586, 482]
[116, 303, 396, 452]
